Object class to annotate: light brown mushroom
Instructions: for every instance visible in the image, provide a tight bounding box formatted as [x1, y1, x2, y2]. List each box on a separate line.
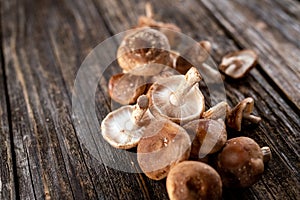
[117, 27, 171, 76]
[148, 67, 205, 123]
[108, 73, 147, 105]
[219, 49, 258, 79]
[202, 101, 231, 121]
[183, 119, 227, 159]
[166, 161, 222, 200]
[175, 41, 212, 74]
[101, 95, 150, 149]
[137, 120, 191, 180]
[216, 137, 265, 188]
[137, 2, 181, 48]
[227, 97, 261, 131]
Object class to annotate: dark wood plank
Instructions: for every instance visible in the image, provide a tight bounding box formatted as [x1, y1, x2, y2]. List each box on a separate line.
[0, 39, 16, 200]
[201, 0, 300, 110]
[92, 0, 300, 199]
[1, 0, 100, 199]
[1, 0, 156, 199]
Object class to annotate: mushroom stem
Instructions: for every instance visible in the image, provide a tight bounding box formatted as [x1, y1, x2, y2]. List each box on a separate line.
[145, 2, 153, 19]
[131, 95, 149, 124]
[169, 67, 201, 106]
[243, 114, 261, 123]
[261, 146, 272, 164]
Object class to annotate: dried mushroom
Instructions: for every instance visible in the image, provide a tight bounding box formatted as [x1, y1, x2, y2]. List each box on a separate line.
[148, 67, 205, 123]
[137, 120, 191, 180]
[117, 27, 171, 75]
[183, 119, 227, 159]
[108, 73, 147, 105]
[101, 95, 150, 149]
[175, 41, 212, 74]
[216, 137, 265, 188]
[219, 49, 258, 79]
[166, 161, 222, 200]
[227, 97, 261, 131]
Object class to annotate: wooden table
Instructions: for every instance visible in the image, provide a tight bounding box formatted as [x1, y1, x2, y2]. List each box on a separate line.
[1, 0, 299, 199]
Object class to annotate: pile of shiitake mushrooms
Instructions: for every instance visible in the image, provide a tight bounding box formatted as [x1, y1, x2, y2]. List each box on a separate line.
[101, 4, 271, 200]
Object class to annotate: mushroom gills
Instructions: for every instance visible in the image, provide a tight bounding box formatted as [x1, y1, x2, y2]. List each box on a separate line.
[101, 95, 150, 149]
[148, 67, 205, 123]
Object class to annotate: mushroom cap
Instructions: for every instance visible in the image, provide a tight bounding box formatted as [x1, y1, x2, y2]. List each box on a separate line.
[183, 119, 227, 159]
[108, 73, 147, 105]
[101, 105, 150, 149]
[148, 75, 205, 123]
[117, 28, 171, 75]
[216, 137, 264, 188]
[166, 161, 222, 200]
[137, 120, 191, 180]
[219, 49, 258, 79]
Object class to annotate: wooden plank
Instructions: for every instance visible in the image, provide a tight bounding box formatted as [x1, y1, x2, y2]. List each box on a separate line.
[201, 0, 300, 110]
[1, 0, 98, 199]
[92, 0, 300, 199]
[1, 0, 155, 199]
[0, 40, 16, 199]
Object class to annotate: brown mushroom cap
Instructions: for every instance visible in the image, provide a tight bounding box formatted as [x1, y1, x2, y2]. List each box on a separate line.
[227, 97, 261, 131]
[101, 95, 150, 149]
[148, 67, 205, 123]
[216, 137, 264, 188]
[166, 161, 222, 200]
[137, 120, 191, 180]
[108, 73, 147, 105]
[117, 28, 171, 75]
[183, 119, 227, 159]
[219, 49, 258, 79]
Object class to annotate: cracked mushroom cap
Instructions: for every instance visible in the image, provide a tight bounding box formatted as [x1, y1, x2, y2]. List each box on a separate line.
[216, 137, 264, 188]
[101, 95, 150, 149]
[137, 120, 191, 180]
[108, 73, 147, 105]
[219, 49, 258, 79]
[117, 28, 171, 76]
[166, 161, 222, 200]
[148, 67, 205, 124]
[227, 97, 261, 131]
[183, 119, 227, 159]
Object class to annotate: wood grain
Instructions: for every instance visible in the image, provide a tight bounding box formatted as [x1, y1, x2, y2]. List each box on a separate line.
[0, 0, 299, 199]
[0, 39, 16, 200]
[201, 0, 300, 110]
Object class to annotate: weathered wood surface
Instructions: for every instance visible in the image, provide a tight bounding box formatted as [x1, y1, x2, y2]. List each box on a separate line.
[0, 0, 299, 199]
[201, 0, 300, 109]
[0, 39, 15, 199]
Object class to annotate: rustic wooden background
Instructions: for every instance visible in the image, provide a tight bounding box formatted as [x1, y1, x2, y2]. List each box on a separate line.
[1, 0, 299, 199]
